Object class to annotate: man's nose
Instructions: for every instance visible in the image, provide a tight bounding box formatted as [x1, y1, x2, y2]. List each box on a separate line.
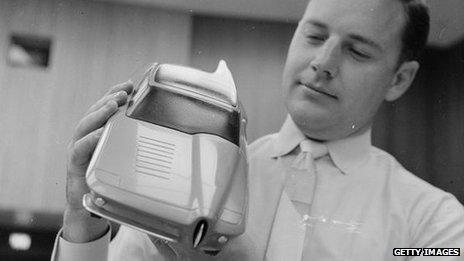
[310, 39, 340, 80]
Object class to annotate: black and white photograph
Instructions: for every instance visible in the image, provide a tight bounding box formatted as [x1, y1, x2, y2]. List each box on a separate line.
[0, 0, 463, 260]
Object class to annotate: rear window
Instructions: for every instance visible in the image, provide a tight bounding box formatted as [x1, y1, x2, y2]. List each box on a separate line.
[127, 84, 240, 146]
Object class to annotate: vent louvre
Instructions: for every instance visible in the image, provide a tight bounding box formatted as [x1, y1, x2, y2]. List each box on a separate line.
[135, 135, 175, 179]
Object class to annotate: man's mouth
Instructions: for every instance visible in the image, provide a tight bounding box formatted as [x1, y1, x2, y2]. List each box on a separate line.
[299, 81, 337, 99]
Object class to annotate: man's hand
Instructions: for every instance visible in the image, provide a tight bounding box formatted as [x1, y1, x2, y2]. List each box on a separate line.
[63, 81, 133, 243]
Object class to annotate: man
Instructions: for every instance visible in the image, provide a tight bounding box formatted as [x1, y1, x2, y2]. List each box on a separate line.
[52, 0, 464, 260]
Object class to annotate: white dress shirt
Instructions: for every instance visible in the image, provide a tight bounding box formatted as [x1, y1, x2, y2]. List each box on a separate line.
[52, 115, 464, 260]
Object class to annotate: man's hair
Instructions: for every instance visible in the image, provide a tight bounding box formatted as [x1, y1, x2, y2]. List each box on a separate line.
[397, 0, 430, 64]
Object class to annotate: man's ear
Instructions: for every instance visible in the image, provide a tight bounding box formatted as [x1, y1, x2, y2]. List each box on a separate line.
[385, 61, 419, 102]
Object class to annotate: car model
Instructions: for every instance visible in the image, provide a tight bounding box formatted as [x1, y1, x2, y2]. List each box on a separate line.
[83, 61, 248, 255]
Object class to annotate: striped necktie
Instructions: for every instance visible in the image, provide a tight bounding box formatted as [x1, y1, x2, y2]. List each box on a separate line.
[285, 139, 328, 216]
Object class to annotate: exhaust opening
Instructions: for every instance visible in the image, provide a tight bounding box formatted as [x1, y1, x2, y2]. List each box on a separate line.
[192, 220, 208, 248]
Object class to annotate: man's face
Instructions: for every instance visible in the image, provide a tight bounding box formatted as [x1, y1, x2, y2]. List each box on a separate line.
[283, 0, 406, 140]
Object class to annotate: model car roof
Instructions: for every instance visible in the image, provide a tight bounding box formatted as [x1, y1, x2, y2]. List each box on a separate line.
[155, 60, 237, 106]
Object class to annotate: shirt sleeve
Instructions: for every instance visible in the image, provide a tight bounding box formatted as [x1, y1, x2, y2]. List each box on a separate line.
[50, 228, 110, 261]
[409, 194, 464, 260]
[50, 225, 219, 261]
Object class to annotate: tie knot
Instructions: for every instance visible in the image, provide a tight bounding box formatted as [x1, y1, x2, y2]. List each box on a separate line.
[299, 139, 328, 159]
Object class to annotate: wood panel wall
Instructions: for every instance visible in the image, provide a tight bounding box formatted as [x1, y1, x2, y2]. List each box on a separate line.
[0, 0, 192, 212]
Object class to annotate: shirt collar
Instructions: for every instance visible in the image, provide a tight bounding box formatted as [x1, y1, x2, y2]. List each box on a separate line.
[271, 115, 307, 158]
[271, 115, 372, 174]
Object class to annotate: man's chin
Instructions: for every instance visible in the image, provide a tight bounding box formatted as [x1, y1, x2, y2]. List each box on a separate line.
[287, 99, 329, 121]
[287, 110, 333, 139]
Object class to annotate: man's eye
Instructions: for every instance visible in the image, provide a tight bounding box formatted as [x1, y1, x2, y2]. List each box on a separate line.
[349, 48, 371, 60]
[306, 35, 325, 44]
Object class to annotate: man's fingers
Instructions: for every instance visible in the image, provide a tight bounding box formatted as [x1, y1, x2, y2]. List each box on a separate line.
[71, 81, 133, 158]
[86, 80, 133, 114]
[69, 127, 104, 173]
[73, 100, 118, 142]
[105, 81, 134, 96]
[86, 90, 129, 115]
